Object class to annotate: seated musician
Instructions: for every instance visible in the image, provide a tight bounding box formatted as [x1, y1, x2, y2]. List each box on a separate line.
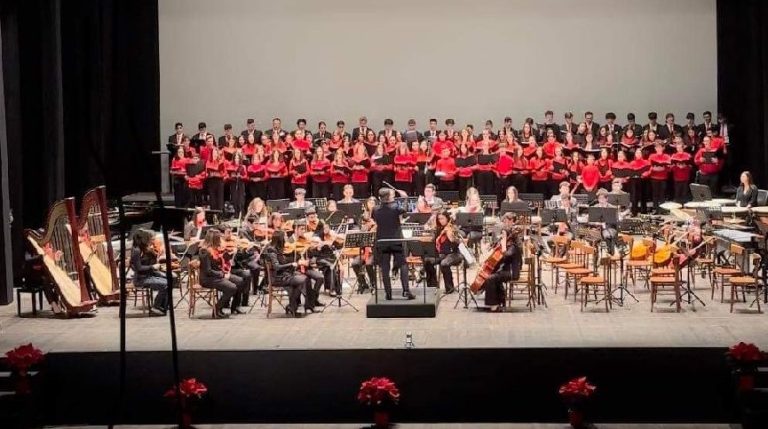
[220, 226, 255, 308]
[260, 231, 308, 317]
[351, 211, 377, 292]
[311, 222, 343, 297]
[483, 213, 524, 312]
[287, 222, 325, 307]
[421, 184, 444, 213]
[424, 212, 463, 294]
[459, 192, 484, 248]
[677, 221, 705, 268]
[305, 207, 323, 236]
[130, 230, 169, 316]
[198, 229, 249, 318]
[339, 184, 360, 204]
[550, 181, 578, 208]
[503, 185, 523, 203]
[288, 188, 314, 210]
[735, 171, 758, 208]
[594, 189, 619, 255]
[609, 179, 632, 219]
[183, 207, 207, 241]
[244, 197, 269, 241]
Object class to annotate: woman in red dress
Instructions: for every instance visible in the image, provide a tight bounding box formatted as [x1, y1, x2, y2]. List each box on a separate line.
[266, 150, 288, 200]
[370, 143, 393, 194]
[434, 147, 457, 191]
[226, 152, 248, 216]
[597, 147, 614, 190]
[549, 146, 570, 197]
[170, 146, 190, 207]
[621, 128, 638, 156]
[474, 139, 496, 196]
[246, 152, 267, 201]
[629, 148, 651, 214]
[528, 146, 550, 197]
[579, 153, 601, 201]
[568, 151, 584, 189]
[330, 149, 351, 201]
[289, 148, 310, 196]
[393, 142, 416, 196]
[412, 140, 429, 196]
[349, 144, 371, 198]
[241, 135, 255, 161]
[205, 147, 227, 210]
[510, 146, 529, 194]
[309, 146, 331, 198]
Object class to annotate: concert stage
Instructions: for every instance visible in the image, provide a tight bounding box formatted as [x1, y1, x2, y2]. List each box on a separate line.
[1, 271, 765, 426]
[366, 288, 439, 318]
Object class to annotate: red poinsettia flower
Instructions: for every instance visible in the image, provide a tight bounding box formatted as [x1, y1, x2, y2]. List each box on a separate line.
[5, 343, 45, 373]
[164, 378, 208, 399]
[727, 342, 765, 363]
[357, 377, 400, 407]
[559, 376, 597, 399]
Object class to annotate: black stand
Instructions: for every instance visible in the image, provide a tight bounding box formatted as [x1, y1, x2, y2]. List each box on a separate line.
[343, 231, 376, 295]
[678, 260, 706, 308]
[613, 243, 639, 306]
[453, 259, 478, 309]
[320, 258, 359, 313]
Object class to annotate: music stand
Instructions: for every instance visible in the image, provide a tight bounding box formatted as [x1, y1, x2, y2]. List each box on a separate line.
[307, 198, 328, 212]
[690, 184, 712, 202]
[519, 193, 544, 209]
[452, 214, 482, 310]
[409, 239, 437, 289]
[280, 207, 306, 221]
[606, 193, 630, 208]
[343, 231, 376, 294]
[406, 213, 433, 225]
[454, 212, 484, 229]
[573, 193, 590, 206]
[479, 195, 498, 214]
[436, 190, 460, 204]
[266, 199, 290, 213]
[336, 202, 363, 222]
[501, 201, 531, 215]
[322, 210, 346, 227]
[540, 208, 567, 226]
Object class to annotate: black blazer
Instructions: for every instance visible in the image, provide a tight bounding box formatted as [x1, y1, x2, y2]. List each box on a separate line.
[168, 133, 186, 145]
[601, 123, 622, 140]
[199, 248, 225, 284]
[658, 124, 683, 141]
[352, 127, 375, 141]
[642, 123, 661, 136]
[241, 129, 263, 143]
[423, 129, 440, 141]
[623, 123, 643, 138]
[585, 122, 600, 137]
[735, 185, 758, 207]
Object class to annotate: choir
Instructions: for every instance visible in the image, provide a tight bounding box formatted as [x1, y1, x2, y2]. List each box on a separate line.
[168, 111, 731, 214]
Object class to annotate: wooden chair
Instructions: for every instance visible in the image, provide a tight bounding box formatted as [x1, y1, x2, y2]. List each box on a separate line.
[540, 235, 570, 294]
[505, 256, 536, 311]
[264, 261, 288, 318]
[627, 237, 655, 290]
[649, 257, 682, 312]
[689, 237, 715, 288]
[713, 244, 748, 303]
[563, 242, 595, 301]
[729, 254, 763, 313]
[125, 280, 152, 314]
[580, 256, 612, 312]
[187, 260, 220, 319]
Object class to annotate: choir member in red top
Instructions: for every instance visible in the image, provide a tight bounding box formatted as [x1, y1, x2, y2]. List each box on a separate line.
[542, 130, 562, 158]
[568, 151, 583, 188]
[648, 143, 671, 212]
[370, 143, 393, 195]
[171, 146, 190, 208]
[386, 134, 399, 156]
[434, 147, 458, 191]
[549, 146, 570, 197]
[226, 152, 248, 216]
[393, 142, 416, 196]
[289, 148, 310, 196]
[246, 152, 267, 201]
[694, 136, 724, 196]
[200, 135, 216, 161]
[474, 140, 497, 196]
[682, 129, 699, 155]
[563, 132, 578, 153]
[455, 143, 477, 200]
[266, 150, 288, 200]
[670, 142, 693, 203]
[495, 143, 515, 203]
[365, 132, 380, 156]
[205, 147, 226, 211]
[410, 141, 428, 196]
[597, 148, 614, 190]
[519, 122, 536, 145]
[528, 146, 550, 197]
[291, 131, 311, 154]
[621, 128, 638, 155]
[629, 148, 651, 214]
[186, 149, 207, 207]
[222, 135, 239, 162]
[349, 144, 371, 198]
[522, 135, 538, 159]
[310, 147, 331, 198]
[327, 131, 343, 154]
[241, 135, 256, 160]
[432, 131, 455, 159]
[579, 154, 601, 200]
[510, 146, 529, 194]
[330, 149, 351, 201]
[610, 150, 631, 190]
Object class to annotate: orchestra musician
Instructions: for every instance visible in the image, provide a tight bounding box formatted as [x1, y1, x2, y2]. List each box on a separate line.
[221, 226, 254, 309]
[351, 210, 376, 292]
[735, 171, 758, 208]
[198, 229, 249, 318]
[288, 188, 314, 210]
[459, 189, 484, 248]
[184, 207, 208, 241]
[424, 211, 463, 294]
[594, 189, 620, 255]
[419, 184, 445, 213]
[130, 230, 169, 316]
[483, 213, 523, 312]
[261, 231, 308, 317]
[287, 222, 325, 308]
[373, 187, 414, 300]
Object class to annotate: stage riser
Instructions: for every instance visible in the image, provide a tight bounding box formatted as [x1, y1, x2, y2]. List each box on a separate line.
[366, 289, 439, 318]
[30, 348, 736, 425]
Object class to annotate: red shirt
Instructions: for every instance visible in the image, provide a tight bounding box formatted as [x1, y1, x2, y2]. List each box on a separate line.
[266, 161, 288, 179]
[292, 138, 311, 153]
[456, 155, 477, 178]
[670, 152, 692, 182]
[542, 141, 561, 158]
[529, 157, 550, 181]
[611, 160, 631, 184]
[290, 160, 310, 185]
[171, 157, 188, 175]
[568, 160, 583, 183]
[512, 157, 529, 176]
[580, 164, 601, 191]
[432, 140, 455, 158]
[331, 161, 350, 184]
[225, 162, 247, 181]
[349, 157, 370, 183]
[205, 160, 225, 179]
[550, 156, 569, 181]
[435, 156, 457, 181]
[310, 159, 331, 182]
[597, 158, 613, 182]
[200, 144, 215, 162]
[648, 153, 671, 180]
[629, 158, 651, 178]
[694, 148, 723, 175]
[394, 153, 416, 183]
[495, 152, 514, 177]
[246, 162, 266, 182]
[241, 144, 255, 157]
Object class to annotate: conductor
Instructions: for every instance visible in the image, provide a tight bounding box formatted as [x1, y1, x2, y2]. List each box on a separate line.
[373, 187, 416, 300]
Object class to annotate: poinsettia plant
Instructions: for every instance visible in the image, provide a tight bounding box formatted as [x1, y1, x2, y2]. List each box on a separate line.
[357, 377, 400, 408]
[559, 376, 596, 405]
[164, 378, 208, 400]
[5, 344, 45, 374]
[726, 342, 765, 364]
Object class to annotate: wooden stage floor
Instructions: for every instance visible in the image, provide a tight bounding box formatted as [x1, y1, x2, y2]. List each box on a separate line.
[1, 263, 766, 353]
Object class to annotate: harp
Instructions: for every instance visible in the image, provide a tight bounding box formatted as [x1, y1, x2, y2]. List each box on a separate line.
[77, 186, 120, 303]
[25, 197, 97, 315]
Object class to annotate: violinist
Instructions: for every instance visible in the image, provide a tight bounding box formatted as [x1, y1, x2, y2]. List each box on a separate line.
[594, 189, 619, 255]
[261, 231, 308, 317]
[312, 222, 342, 297]
[198, 229, 249, 317]
[484, 213, 523, 312]
[184, 207, 208, 241]
[305, 208, 323, 236]
[221, 226, 254, 308]
[287, 222, 325, 307]
[130, 230, 169, 316]
[459, 190, 484, 249]
[424, 211, 463, 294]
[351, 211, 377, 292]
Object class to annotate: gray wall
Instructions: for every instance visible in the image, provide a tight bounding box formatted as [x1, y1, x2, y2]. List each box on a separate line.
[159, 0, 716, 136]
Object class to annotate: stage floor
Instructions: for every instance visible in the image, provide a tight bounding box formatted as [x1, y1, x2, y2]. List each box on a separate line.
[2, 261, 767, 353]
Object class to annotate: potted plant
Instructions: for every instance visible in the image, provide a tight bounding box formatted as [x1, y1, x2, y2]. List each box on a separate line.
[357, 376, 400, 428]
[4, 343, 45, 396]
[559, 376, 596, 429]
[164, 378, 208, 428]
[726, 342, 765, 392]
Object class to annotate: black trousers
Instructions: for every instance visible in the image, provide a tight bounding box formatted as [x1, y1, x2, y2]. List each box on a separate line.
[602, 227, 618, 255]
[229, 180, 246, 216]
[376, 245, 409, 295]
[207, 177, 225, 211]
[230, 268, 252, 307]
[247, 181, 266, 201]
[475, 171, 495, 196]
[317, 258, 338, 294]
[414, 171, 427, 196]
[267, 178, 286, 200]
[312, 181, 330, 200]
[351, 255, 376, 290]
[352, 182, 369, 199]
[629, 178, 647, 215]
[698, 173, 718, 196]
[424, 252, 463, 292]
[332, 183, 346, 201]
[173, 177, 188, 208]
[394, 181, 413, 196]
[278, 273, 307, 313]
[497, 175, 513, 204]
[457, 177, 473, 200]
[437, 178, 456, 191]
[201, 273, 247, 310]
[303, 267, 323, 309]
[530, 180, 548, 198]
[189, 189, 204, 207]
[650, 179, 666, 212]
[484, 270, 511, 306]
[673, 181, 688, 203]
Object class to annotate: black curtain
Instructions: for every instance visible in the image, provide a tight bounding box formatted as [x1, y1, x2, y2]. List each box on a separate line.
[1, 0, 159, 296]
[717, 0, 768, 185]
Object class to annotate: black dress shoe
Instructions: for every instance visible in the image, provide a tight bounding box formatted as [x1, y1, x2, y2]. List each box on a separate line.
[445, 288, 456, 295]
[215, 309, 229, 318]
[402, 291, 415, 300]
[304, 307, 316, 313]
[314, 300, 326, 307]
[385, 292, 393, 300]
[231, 308, 245, 315]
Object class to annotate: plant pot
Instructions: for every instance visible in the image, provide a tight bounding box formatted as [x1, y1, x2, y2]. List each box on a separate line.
[181, 410, 193, 429]
[13, 371, 31, 396]
[373, 410, 390, 428]
[568, 408, 586, 429]
[738, 373, 755, 392]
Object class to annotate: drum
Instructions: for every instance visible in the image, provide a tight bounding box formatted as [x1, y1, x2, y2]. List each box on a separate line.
[659, 202, 682, 211]
[458, 242, 476, 266]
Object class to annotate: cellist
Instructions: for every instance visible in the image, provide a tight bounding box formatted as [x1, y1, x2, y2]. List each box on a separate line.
[482, 212, 523, 312]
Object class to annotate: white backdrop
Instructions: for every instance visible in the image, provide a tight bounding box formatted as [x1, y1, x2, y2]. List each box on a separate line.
[159, 0, 717, 136]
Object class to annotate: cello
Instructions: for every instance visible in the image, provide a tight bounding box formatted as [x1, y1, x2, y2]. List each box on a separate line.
[470, 245, 504, 293]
